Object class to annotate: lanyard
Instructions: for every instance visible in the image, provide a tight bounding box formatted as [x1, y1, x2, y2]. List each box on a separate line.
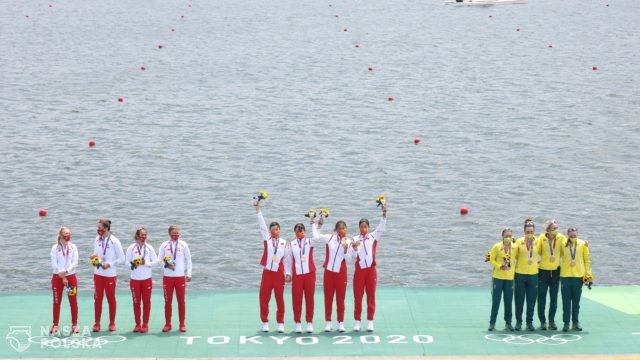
[136, 244, 146, 259]
[59, 243, 70, 258]
[548, 235, 556, 256]
[100, 235, 111, 257]
[169, 240, 178, 261]
[569, 241, 577, 261]
[525, 239, 533, 259]
[271, 238, 279, 255]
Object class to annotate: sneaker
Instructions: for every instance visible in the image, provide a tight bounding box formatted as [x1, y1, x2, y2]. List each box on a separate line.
[162, 324, 172, 332]
[71, 325, 79, 334]
[261, 323, 269, 332]
[133, 325, 142, 333]
[108, 323, 116, 332]
[549, 322, 558, 330]
[50, 325, 59, 334]
[92, 323, 100, 332]
[505, 323, 514, 331]
[140, 324, 149, 333]
[572, 323, 582, 331]
[277, 323, 285, 333]
[354, 320, 361, 332]
[295, 323, 302, 333]
[515, 322, 522, 331]
[367, 320, 374, 332]
[338, 322, 345, 332]
[526, 323, 535, 331]
[539, 322, 547, 330]
[487, 323, 495, 331]
[562, 323, 570, 332]
[324, 321, 332, 332]
[179, 324, 187, 332]
[306, 323, 314, 333]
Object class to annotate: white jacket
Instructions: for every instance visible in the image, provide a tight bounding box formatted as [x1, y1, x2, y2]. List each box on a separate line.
[51, 242, 78, 275]
[158, 239, 192, 277]
[93, 234, 125, 277]
[125, 242, 159, 280]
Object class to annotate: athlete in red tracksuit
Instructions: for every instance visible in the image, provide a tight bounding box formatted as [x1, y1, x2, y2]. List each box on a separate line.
[50, 226, 79, 335]
[347, 203, 387, 332]
[92, 218, 125, 332]
[255, 200, 292, 333]
[312, 218, 352, 332]
[125, 226, 158, 333]
[285, 220, 318, 333]
[157, 224, 193, 333]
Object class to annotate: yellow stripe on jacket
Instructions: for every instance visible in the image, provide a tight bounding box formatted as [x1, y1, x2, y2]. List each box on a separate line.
[513, 236, 541, 275]
[489, 241, 515, 280]
[560, 238, 591, 278]
[537, 233, 567, 270]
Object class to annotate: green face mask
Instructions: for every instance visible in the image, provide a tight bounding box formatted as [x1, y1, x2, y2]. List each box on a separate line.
[549, 229, 559, 237]
[525, 233, 535, 240]
[503, 237, 513, 243]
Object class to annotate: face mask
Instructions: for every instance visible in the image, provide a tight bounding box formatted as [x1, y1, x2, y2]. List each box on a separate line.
[97, 229, 106, 237]
[337, 229, 346, 238]
[270, 229, 279, 238]
[525, 233, 535, 240]
[295, 232, 304, 240]
[549, 229, 559, 237]
[62, 235, 71, 241]
[138, 236, 147, 242]
[360, 229, 368, 236]
[503, 237, 513, 243]
[569, 235, 577, 240]
[170, 234, 179, 241]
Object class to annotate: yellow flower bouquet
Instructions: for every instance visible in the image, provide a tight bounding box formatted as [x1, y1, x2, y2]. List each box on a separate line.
[583, 273, 594, 290]
[163, 255, 175, 270]
[254, 191, 269, 201]
[65, 286, 77, 296]
[319, 208, 330, 218]
[130, 256, 144, 270]
[90, 255, 101, 269]
[484, 251, 490, 262]
[376, 195, 386, 207]
[304, 209, 317, 218]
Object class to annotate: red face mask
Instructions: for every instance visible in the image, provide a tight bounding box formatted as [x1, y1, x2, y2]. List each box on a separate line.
[97, 228, 106, 237]
[170, 234, 179, 241]
[360, 229, 368, 236]
[62, 235, 71, 241]
[337, 229, 346, 238]
[295, 232, 305, 240]
[138, 236, 147, 242]
[270, 229, 280, 238]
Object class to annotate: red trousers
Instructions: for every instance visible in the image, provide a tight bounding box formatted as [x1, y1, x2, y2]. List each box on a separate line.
[323, 268, 347, 322]
[94, 274, 117, 325]
[163, 276, 186, 325]
[130, 278, 152, 326]
[259, 269, 285, 323]
[353, 267, 377, 321]
[51, 274, 78, 326]
[292, 272, 316, 323]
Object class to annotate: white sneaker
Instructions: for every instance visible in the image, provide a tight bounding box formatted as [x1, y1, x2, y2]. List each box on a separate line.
[261, 323, 269, 332]
[354, 320, 361, 332]
[277, 323, 285, 333]
[306, 323, 314, 333]
[367, 320, 374, 332]
[295, 323, 302, 333]
[338, 322, 345, 332]
[324, 321, 332, 332]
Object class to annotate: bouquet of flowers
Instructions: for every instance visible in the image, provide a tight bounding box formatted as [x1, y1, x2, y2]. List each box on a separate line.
[376, 195, 386, 207]
[304, 209, 317, 218]
[130, 256, 144, 270]
[503, 254, 511, 269]
[319, 208, 330, 218]
[253, 191, 269, 201]
[484, 251, 490, 262]
[583, 273, 594, 290]
[65, 286, 77, 296]
[90, 255, 102, 270]
[163, 255, 175, 270]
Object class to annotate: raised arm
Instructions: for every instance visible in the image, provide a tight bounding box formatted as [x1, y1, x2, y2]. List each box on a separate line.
[255, 201, 269, 240]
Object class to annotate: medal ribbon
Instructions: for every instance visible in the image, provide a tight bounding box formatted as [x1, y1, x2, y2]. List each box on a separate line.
[101, 235, 111, 257]
[548, 235, 556, 257]
[136, 244, 146, 259]
[170, 240, 178, 262]
[526, 239, 533, 259]
[569, 240, 577, 261]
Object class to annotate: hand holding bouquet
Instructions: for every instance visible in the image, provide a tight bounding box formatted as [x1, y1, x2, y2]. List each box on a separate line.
[376, 195, 386, 207]
[319, 208, 330, 218]
[65, 286, 77, 296]
[305, 209, 317, 218]
[130, 256, 144, 270]
[583, 273, 594, 290]
[90, 255, 102, 270]
[484, 251, 490, 262]
[163, 255, 175, 270]
[253, 191, 268, 201]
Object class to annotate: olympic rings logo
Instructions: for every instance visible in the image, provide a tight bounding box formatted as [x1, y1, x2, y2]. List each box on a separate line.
[27, 335, 127, 348]
[485, 333, 582, 345]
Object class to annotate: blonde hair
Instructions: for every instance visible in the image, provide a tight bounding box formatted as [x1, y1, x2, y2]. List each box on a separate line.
[56, 226, 70, 244]
[543, 219, 558, 231]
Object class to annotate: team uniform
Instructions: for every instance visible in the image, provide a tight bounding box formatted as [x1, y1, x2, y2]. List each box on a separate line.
[347, 217, 386, 331]
[537, 232, 567, 329]
[311, 223, 352, 332]
[157, 238, 192, 330]
[513, 235, 541, 330]
[488, 240, 515, 330]
[50, 242, 79, 329]
[125, 241, 158, 331]
[559, 237, 591, 330]
[257, 211, 292, 331]
[286, 234, 317, 333]
[93, 234, 125, 329]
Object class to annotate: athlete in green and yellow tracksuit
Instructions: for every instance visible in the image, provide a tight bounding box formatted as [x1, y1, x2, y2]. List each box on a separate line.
[537, 220, 567, 330]
[513, 220, 541, 331]
[487, 228, 516, 331]
[559, 227, 591, 332]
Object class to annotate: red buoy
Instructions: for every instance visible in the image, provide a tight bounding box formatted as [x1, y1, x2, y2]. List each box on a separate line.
[516, 28, 520, 32]
[49, 4, 52, 7]
[39, 208, 48, 217]
[140, 66, 146, 71]
[414, 137, 421, 145]
[117, 97, 123, 102]
[335, 15, 339, 18]
[548, 44, 553, 48]
[460, 207, 469, 215]
[158, 44, 163, 49]
[355, 44, 360, 48]
[388, 97, 394, 102]
[343, 28, 348, 32]
[489, 15, 492, 18]
[368, 66, 373, 71]
[171, 28, 175, 32]
[89, 140, 96, 147]
[592, 66, 598, 71]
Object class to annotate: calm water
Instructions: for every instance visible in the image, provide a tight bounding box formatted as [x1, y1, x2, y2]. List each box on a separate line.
[1, 0, 639, 292]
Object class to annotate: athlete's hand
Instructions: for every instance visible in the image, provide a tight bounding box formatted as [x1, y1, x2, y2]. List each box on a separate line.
[284, 275, 292, 283]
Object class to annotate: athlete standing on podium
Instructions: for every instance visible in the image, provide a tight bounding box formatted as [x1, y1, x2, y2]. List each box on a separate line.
[92, 218, 125, 332]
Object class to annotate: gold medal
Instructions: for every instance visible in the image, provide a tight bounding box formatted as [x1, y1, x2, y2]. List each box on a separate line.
[272, 255, 278, 262]
[300, 255, 306, 262]
[550, 256, 555, 262]
[570, 260, 576, 267]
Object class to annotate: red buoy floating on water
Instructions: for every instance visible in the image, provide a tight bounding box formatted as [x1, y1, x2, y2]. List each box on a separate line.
[343, 28, 348, 32]
[368, 66, 373, 71]
[516, 28, 521, 32]
[592, 66, 598, 71]
[388, 96, 395, 102]
[355, 44, 360, 48]
[140, 65, 146, 71]
[158, 44, 164, 49]
[117, 97, 123, 102]
[171, 28, 175, 32]
[89, 140, 96, 147]
[414, 137, 421, 145]
[460, 207, 469, 215]
[548, 44, 553, 48]
[39, 208, 48, 217]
